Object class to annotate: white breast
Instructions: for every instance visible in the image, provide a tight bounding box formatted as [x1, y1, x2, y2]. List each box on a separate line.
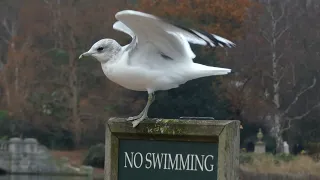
[101, 61, 151, 91]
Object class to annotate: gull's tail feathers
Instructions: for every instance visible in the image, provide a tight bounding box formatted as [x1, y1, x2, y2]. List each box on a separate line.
[190, 63, 231, 79]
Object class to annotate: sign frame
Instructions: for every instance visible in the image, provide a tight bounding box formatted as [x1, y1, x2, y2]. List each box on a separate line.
[105, 118, 240, 180]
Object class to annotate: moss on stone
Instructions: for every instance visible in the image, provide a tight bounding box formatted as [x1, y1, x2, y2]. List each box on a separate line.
[145, 119, 185, 135]
[107, 118, 232, 138]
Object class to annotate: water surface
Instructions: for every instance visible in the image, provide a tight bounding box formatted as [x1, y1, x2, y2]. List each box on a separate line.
[0, 175, 92, 180]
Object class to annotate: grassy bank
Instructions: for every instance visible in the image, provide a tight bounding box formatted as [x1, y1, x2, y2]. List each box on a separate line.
[240, 153, 320, 177]
[50, 149, 104, 179]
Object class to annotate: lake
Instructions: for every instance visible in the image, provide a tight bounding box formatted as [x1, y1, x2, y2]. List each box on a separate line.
[0, 175, 94, 180]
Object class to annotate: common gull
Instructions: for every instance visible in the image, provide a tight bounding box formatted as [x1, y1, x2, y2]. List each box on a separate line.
[79, 10, 235, 128]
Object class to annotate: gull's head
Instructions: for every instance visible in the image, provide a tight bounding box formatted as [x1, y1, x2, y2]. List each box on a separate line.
[79, 39, 121, 63]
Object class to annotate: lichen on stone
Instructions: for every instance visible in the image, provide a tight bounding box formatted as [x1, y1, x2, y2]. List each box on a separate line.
[146, 119, 184, 135]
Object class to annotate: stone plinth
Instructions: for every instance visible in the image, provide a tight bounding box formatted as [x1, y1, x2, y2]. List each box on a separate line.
[105, 118, 240, 180]
[254, 128, 266, 154]
[254, 142, 266, 154]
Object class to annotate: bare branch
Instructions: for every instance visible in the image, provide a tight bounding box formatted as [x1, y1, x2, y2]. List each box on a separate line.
[264, 71, 274, 80]
[2, 18, 16, 37]
[276, 25, 290, 40]
[281, 102, 320, 133]
[277, 68, 286, 85]
[260, 29, 271, 44]
[276, 8, 305, 41]
[11, 21, 17, 36]
[291, 103, 320, 120]
[274, 2, 286, 25]
[2, 19, 11, 35]
[281, 77, 317, 116]
[265, 1, 275, 20]
[281, 117, 292, 134]
[290, 62, 296, 86]
[275, 53, 284, 65]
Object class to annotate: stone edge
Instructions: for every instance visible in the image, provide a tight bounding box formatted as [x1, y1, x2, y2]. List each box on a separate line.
[107, 118, 233, 137]
[217, 119, 240, 180]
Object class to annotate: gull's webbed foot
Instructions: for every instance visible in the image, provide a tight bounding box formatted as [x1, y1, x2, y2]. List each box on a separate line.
[127, 114, 142, 121]
[132, 115, 147, 128]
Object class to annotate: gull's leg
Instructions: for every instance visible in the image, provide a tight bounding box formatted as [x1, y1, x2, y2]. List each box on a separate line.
[127, 92, 155, 121]
[132, 92, 155, 128]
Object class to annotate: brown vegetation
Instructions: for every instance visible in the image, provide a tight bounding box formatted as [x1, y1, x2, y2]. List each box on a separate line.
[242, 154, 320, 176]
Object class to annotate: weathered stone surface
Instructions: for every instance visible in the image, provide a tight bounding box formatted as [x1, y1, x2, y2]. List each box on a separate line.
[0, 138, 92, 176]
[105, 117, 240, 180]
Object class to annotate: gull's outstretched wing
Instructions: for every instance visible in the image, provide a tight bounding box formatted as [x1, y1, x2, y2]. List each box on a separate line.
[113, 21, 135, 38]
[114, 10, 235, 48]
[113, 10, 235, 64]
[115, 11, 196, 61]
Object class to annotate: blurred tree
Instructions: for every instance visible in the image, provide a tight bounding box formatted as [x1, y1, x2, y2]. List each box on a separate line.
[0, 0, 49, 120]
[225, 0, 320, 152]
[35, 0, 130, 147]
[134, 0, 251, 38]
[0, 0, 136, 148]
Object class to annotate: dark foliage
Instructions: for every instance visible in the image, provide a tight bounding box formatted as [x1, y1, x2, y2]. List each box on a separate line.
[82, 143, 105, 168]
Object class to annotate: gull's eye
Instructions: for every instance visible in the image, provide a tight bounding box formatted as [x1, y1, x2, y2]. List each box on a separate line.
[97, 47, 104, 52]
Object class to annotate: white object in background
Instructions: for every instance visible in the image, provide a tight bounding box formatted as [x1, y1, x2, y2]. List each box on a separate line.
[283, 141, 290, 154]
